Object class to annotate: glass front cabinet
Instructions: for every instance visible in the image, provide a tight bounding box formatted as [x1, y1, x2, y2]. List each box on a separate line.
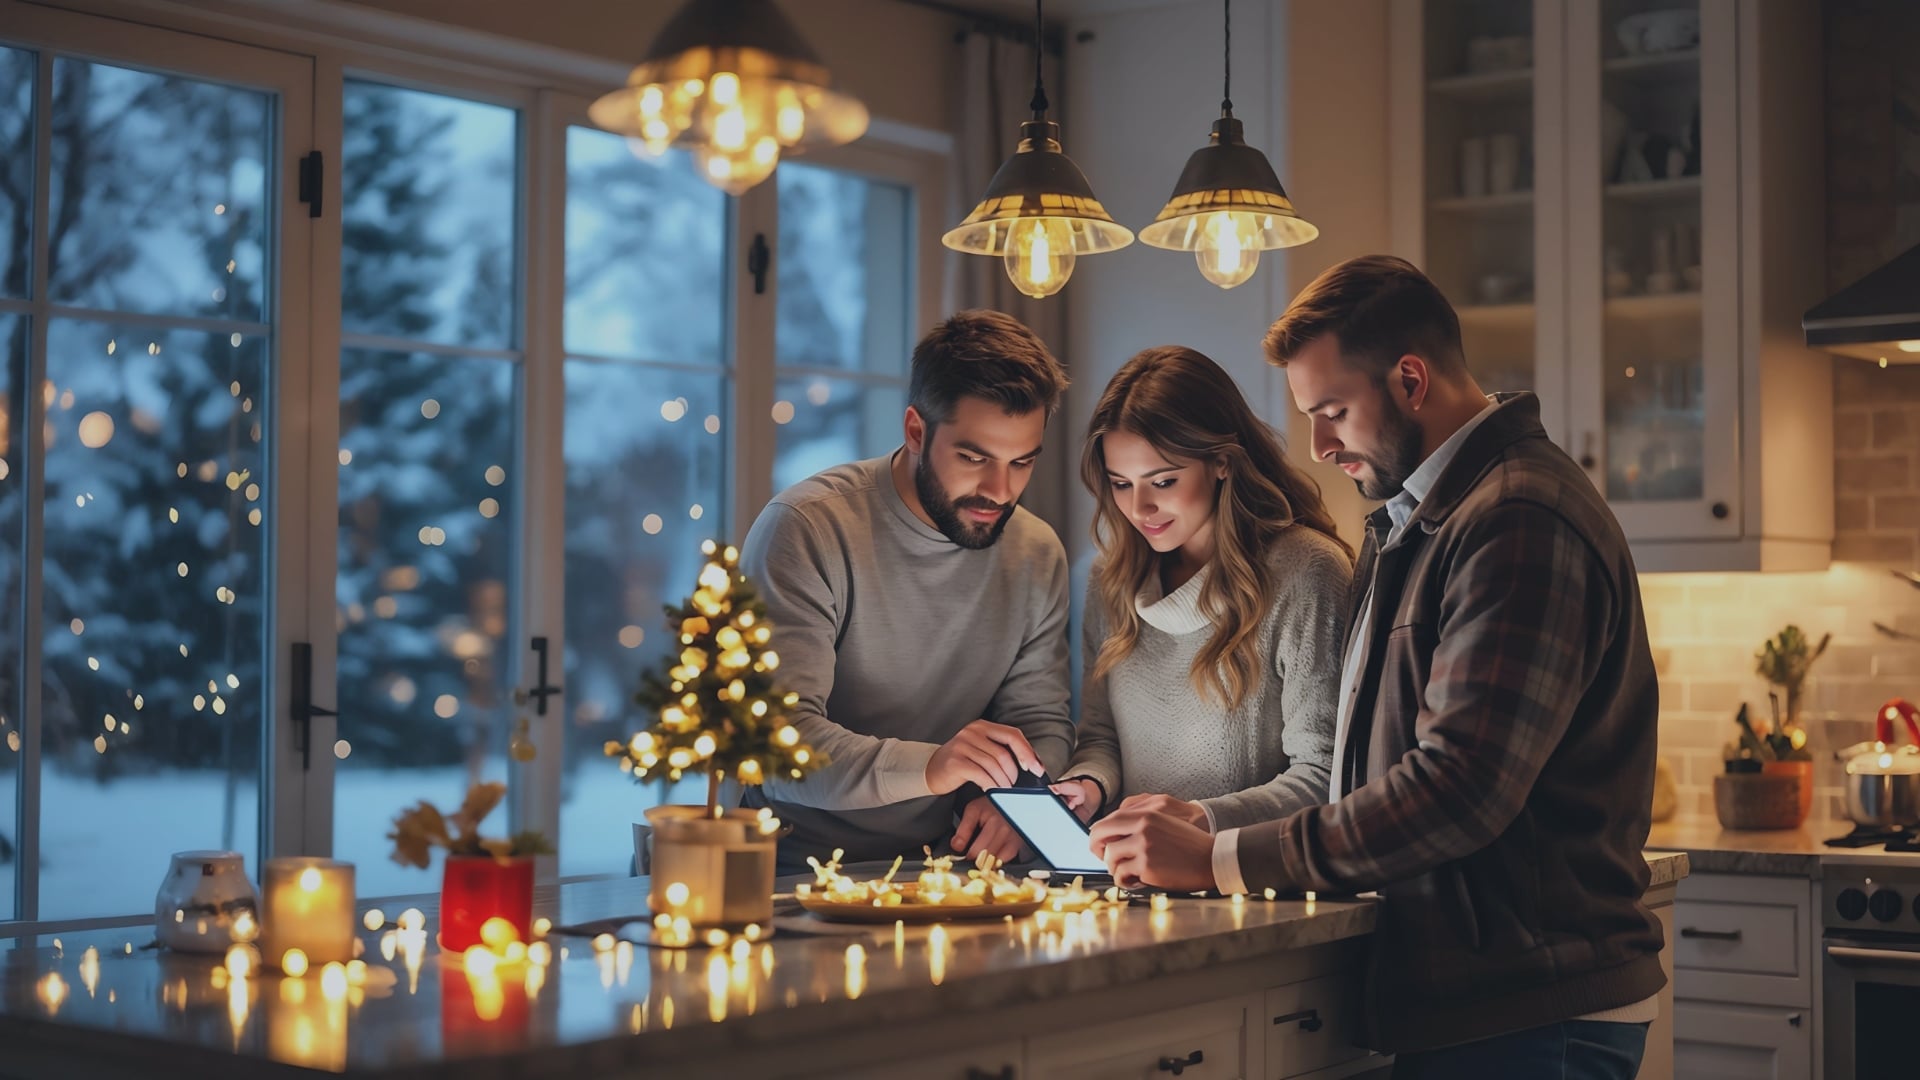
[1389, 0, 1832, 571]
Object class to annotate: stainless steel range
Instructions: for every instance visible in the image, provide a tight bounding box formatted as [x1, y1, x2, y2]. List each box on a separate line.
[1821, 852, 1920, 1080]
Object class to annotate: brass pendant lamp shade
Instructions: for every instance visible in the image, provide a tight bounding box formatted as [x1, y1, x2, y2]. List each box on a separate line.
[942, 0, 1132, 298]
[1140, 0, 1315, 288]
[588, 0, 869, 196]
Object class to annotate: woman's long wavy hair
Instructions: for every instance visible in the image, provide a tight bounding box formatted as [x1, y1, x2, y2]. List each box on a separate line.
[1083, 346, 1352, 710]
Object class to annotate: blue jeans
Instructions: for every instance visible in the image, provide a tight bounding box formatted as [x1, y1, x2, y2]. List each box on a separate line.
[1392, 1020, 1649, 1080]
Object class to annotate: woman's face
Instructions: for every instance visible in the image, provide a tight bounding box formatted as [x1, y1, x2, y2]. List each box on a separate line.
[1100, 429, 1221, 558]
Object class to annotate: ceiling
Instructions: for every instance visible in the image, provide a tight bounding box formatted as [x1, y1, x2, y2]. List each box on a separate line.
[901, 0, 1205, 26]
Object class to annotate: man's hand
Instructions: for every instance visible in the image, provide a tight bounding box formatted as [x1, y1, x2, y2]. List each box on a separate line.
[1111, 793, 1208, 829]
[925, 720, 1044, 795]
[1089, 805, 1217, 892]
[1050, 779, 1103, 823]
[949, 799, 1026, 863]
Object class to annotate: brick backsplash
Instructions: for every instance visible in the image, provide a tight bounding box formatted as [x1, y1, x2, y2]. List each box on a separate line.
[1650, 365, 1920, 820]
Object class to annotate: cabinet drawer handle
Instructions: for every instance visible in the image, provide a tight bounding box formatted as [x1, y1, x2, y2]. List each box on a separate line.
[1679, 927, 1742, 942]
[1788, 1013, 1802, 1028]
[1273, 1008, 1324, 1032]
[1157, 1049, 1204, 1075]
[965, 1068, 1014, 1080]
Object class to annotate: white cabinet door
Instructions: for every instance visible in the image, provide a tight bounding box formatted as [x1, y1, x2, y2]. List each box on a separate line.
[1027, 996, 1257, 1080]
[1673, 1000, 1812, 1080]
[1564, 0, 1742, 545]
[1386, 0, 1573, 446]
[840, 1042, 1025, 1080]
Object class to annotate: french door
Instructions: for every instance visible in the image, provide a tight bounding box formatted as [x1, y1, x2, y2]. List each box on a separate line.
[0, 0, 316, 927]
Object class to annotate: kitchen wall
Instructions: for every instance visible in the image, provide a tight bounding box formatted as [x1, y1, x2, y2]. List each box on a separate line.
[1649, 0, 1920, 822]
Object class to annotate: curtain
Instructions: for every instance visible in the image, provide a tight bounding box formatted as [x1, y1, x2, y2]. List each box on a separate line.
[948, 29, 1075, 537]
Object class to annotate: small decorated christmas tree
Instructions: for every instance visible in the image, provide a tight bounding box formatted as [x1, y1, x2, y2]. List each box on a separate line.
[607, 539, 826, 816]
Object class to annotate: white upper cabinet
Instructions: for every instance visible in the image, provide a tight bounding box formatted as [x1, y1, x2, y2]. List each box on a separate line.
[1390, 0, 1832, 572]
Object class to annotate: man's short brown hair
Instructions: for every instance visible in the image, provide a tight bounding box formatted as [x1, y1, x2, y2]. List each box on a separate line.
[908, 309, 1069, 425]
[1263, 255, 1466, 377]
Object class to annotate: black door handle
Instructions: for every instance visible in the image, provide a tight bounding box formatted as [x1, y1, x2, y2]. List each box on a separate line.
[1679, 927, 1742, 942]
[1274, 1008, 1323, 1032]
[290, 642, 337, 771]
[1157, 1050, 1203, 1075]
[518, 636, 562, 716]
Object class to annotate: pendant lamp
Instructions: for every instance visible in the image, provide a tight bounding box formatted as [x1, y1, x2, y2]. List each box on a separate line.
[941, 0, 1132, 299]
[588, 0, 870, 196]
[1139, 0, 1316, 288]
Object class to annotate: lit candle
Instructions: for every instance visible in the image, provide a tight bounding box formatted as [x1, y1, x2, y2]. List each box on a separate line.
[260, 858, 355, 967]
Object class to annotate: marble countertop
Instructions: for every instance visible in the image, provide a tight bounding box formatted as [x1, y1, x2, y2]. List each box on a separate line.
[0, 855, 1692, 1078]
[1644, 814, 1894, 877]
[1643, 850, 1690, 888]
[0, 875, 1380, 1078]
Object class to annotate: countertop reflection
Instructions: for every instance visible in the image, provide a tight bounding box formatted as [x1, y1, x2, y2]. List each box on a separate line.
[0, 874, 1380, 1078]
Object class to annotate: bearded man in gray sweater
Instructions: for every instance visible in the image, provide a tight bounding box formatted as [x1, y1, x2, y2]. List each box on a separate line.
[740, 310, 1075, 872]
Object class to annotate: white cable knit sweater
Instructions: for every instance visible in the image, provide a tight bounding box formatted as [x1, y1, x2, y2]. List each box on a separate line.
[1066, 525, 1352, 830]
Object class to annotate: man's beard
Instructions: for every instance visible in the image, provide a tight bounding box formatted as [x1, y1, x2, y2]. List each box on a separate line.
[1338, 388, 1426, 501]
[915, 451, 1014, 549]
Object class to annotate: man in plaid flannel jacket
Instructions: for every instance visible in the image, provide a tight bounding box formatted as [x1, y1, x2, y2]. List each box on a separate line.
[1093, 256, 1664, 1077]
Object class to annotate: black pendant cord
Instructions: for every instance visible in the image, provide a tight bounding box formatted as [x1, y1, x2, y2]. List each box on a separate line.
[1221, 0, 1234, 117]
[1030, 0, 1049, 118]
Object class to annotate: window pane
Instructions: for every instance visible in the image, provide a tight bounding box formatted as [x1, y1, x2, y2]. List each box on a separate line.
[559, 365, 728, 877]
[48, 59, 270, 324]
[39, 317, 268, 918]
[775, 162, 911, 376]
[335, 349, 516, 898]
[774, 376, 904, 495]
[341, 83, 517, 350]
[1, 47, 32, 300]
[563, 130, 726, 363]
[0, 314, 21, 919]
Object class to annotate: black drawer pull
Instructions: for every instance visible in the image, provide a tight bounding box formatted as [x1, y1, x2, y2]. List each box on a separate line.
[1273, 1008, 1324, 1032]
[1679, 927, 1742, 942]
[964, 1068, 1014, 1080]
[1157, 1049, 1204, 1075]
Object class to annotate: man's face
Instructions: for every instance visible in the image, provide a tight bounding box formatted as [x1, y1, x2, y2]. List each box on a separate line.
[909, 395, 1047, 549]
[1286, 334, 1426, 501]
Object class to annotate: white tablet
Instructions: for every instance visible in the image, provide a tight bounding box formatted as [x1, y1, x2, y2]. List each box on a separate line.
[985, 788, 1110, 878]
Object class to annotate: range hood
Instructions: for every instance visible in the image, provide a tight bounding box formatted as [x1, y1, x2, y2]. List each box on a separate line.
[1802, 242, 1920, 364]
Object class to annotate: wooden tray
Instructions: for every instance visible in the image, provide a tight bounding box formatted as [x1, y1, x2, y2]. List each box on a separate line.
[794, 883, 1044, 924]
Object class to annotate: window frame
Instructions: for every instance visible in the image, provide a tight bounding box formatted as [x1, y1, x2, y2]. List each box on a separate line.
[0, 0, 318, 933]
[3, 0, 954, 929]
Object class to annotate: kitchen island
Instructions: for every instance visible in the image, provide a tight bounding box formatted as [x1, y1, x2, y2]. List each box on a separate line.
[0, 854, 1689, 1080]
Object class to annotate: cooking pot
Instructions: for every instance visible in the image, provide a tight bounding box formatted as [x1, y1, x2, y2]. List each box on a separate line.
[1837, 699, 1920, 827]
[1841, 754, 1920, 827]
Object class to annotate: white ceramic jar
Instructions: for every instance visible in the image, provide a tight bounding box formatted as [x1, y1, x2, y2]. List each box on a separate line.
[154, 850, 259, 953]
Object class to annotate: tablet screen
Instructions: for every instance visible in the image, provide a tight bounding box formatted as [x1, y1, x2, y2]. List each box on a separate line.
[985, 789, 1108, 876]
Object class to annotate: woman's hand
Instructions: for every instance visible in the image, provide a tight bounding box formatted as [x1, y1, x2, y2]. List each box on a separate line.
[1050, 779, 1103, 823]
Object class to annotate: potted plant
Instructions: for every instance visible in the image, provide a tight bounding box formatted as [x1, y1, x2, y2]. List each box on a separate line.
[1716, 703, 1815, 829]
[1755, 624, 1829, 733]
[606, 538, 825, 938]
[1754, 625, 1828, 821]
[389, 780, 553, 953]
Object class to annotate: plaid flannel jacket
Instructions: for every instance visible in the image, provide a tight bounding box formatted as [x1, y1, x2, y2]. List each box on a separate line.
[1233, 393, 1666, 1053]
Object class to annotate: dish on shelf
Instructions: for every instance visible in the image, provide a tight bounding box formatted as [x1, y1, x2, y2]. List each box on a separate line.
[1616, 10, 1700, 56]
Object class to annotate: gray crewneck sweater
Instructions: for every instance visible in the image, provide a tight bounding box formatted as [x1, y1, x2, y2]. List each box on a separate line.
[1067, 525, 1351, 830]
[739, 453, 1074, 868]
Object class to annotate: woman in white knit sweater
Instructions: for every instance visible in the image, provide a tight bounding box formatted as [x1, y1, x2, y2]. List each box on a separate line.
[1054, 346, 1354, 833]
